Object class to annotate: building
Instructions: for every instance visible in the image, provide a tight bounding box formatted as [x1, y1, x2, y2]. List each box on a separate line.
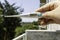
[40, 0, 56, 7]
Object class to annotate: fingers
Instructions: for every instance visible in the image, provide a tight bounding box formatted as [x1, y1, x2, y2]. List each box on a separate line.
[36, 1, 60, 24]
[38, 11, 55, 25]
[42, 11, 54, 19]
[35, 2, 55, 12]
[38, 18, 54, 25]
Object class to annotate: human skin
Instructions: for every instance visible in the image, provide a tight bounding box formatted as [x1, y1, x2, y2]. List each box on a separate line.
[36, 1, 60, 24]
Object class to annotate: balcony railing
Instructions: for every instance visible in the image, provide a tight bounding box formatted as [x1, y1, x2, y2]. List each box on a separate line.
[13, 33, 26, 40]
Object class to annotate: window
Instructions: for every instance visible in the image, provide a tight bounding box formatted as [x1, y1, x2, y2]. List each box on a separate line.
[40, 0, 46, 3]
[40, 0, 50, 6]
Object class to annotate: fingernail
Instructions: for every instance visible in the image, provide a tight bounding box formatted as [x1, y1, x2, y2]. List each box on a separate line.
[37, 12, 42, 17]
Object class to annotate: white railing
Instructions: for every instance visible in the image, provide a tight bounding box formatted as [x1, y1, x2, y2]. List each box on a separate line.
[12, 33, 26, 40]
[39, 24, 60, 30]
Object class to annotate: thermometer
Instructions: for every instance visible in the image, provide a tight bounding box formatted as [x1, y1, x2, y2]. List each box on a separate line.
[2, 12, 47, 29]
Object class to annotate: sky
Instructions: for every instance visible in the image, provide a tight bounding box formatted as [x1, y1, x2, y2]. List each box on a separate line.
[0, 0, 40, 13]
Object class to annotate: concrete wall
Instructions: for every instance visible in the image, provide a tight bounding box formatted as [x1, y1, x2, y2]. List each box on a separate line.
[26, 30, 60, 40]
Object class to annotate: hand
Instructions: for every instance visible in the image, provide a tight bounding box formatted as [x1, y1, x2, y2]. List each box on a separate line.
[36, 1, 60, 24]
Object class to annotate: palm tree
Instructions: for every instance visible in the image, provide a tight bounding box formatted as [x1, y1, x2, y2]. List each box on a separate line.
[0, 6, 5, 40]
[0, 0, 24, 40]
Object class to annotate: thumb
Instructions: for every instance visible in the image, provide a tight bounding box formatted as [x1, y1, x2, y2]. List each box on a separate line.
[39, 11, 55, 24]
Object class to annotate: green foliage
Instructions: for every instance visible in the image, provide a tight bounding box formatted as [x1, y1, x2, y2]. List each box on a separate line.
[0, 8, 3, 23]
[32, 21, 39, 25]
[15, 24, 38, 37]
[0, 8, 5, 40]
[0, 0, 23, 40]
